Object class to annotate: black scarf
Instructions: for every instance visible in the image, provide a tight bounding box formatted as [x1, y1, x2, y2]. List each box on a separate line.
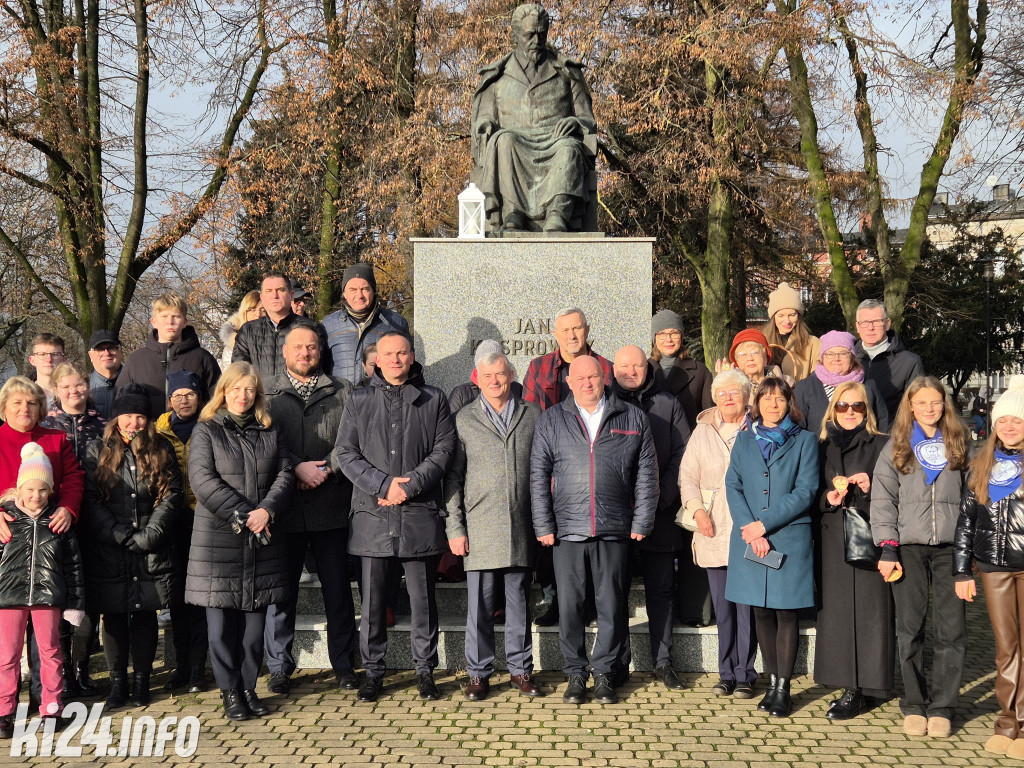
[170, 411, 198, 443]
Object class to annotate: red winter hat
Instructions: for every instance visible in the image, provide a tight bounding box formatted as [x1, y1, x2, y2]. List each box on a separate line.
[729, 329, 770, 365]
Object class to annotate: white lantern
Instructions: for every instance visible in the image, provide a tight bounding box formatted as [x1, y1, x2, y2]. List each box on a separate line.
[458, 182, 486, 239]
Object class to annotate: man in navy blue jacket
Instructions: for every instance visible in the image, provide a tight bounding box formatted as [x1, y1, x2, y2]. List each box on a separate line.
[530, 355, 658, 705]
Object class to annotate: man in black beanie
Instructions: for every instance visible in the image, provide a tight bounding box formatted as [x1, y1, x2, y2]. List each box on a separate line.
[322, 263, 409, 384]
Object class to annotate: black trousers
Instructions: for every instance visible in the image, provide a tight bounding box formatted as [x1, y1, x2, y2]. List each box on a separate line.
[360, 555, 440, 677]
[265, 528, 356, 677]
[168, 602, 208, 672]
[206, 607, 267, 691]
[102, 611, 158, 674]
[891, 544, 966, 719]
[552, 538, 630, 679]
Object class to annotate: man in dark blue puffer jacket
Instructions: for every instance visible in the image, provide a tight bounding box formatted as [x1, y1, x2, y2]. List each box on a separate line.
[530, 354, 658, 706]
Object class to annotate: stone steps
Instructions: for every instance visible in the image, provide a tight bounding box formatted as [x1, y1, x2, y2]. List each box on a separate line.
[290, 581, 817, 674]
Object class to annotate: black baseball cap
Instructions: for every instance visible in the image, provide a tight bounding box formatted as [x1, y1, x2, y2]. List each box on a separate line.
[89, 330, 121, 349]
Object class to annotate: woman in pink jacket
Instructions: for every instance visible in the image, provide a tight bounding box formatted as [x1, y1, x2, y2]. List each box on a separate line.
[678, 369, 757, 698]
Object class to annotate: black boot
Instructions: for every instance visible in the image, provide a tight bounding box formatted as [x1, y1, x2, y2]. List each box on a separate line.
[76, 662, 98, 697]
[62, 660, 81, 699]
[222, 689, 251, 721]
[768, 677, 792, 718]
[107, 671, 129, 708]
[130, 672, 151, 707]
[757, 674, 778, 711]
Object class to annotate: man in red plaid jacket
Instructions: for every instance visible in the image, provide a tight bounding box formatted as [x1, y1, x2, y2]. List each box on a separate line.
[522, 308, 612, 412]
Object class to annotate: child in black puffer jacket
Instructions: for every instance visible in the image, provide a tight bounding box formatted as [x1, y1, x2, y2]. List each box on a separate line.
[0, 442, 85, 737]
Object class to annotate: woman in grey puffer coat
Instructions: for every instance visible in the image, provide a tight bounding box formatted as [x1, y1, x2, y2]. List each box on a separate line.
[186, 362, 294, 722]
[870, 376, 969, 739]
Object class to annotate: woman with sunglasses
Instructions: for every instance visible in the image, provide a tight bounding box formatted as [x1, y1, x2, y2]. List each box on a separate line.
[794, 331, 889, 434]
[813, 382, 893, 720]
[871, 376, 969, 738]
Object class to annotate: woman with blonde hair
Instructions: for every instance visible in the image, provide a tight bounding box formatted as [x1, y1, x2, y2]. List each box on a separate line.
[871, 376, 969, 738]
[185, 362, 293, 721]
[220, 291, 263, 367]
[814, 381, 893, 720]
[954, 376, 1024, 756]
[761, 282, 820, 382]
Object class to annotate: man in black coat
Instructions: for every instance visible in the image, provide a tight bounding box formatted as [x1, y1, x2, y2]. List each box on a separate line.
[335, 332, 456, 702]
[611, 345, 690, 691]
[530, 355, 658, 705]
[853, 299, 924, 418]
[263, 322, 358, 695]
[232, 272, 332, 381]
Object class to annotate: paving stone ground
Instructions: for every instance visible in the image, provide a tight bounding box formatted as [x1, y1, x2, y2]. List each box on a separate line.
[1, 593, 1010, 768]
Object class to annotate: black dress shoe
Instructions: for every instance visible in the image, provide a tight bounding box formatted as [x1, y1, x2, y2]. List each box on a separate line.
[563, 675, 587, 704]
[757, 674, 778, 711]
[243, 690, 270, 716]
[267, 672, 290, 695]
[222, 689, 250, 721]
[768, 678, 792, 718]
[464, 677, 489, 701]
[712, 679, 737, 696]
[826, 688, 865, 720]
[417, 672, 441, 701]
[0, 714, 13, 739]
[533, 601, 559, 627]
[733, 682, 755, 699]
[592, 674, 617, 704]
[164, 667, 190, 692]
[357, 676, 384, 702]
[76, 663, 98, 697]
[655, 666, 685, 691]
[62, 661, 81, 699]
[337, 669, 359, 691]
[188, 667, 209, 694]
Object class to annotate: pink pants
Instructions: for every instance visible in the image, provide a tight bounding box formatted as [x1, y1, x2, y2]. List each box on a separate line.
[0, 606, 63, 717]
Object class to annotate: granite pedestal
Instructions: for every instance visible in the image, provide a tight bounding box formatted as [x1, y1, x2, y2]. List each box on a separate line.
[410, 237, 654, 393]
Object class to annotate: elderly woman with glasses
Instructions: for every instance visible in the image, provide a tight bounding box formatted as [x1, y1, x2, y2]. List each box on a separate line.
[715, 330, 793, 406]
[678, 369, 758, 699]
[794, 331, 890, 434]
[813, 382, 893, 721]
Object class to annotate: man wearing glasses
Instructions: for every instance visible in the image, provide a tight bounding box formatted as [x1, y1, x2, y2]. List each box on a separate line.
[852, 299, 924, 417]
[28, 333, 67, 407]
[87, 330, 124, 420]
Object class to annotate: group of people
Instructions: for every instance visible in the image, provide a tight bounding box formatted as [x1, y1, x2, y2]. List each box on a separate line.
[0, 273, 1022, 759]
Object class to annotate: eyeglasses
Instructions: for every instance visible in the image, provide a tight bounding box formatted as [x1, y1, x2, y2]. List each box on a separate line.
[655, 331, 681, 340]
[856, 319, 886, 328]
[170, 392, 198, 403]
[835, 401, 867, 414]
[32, 352, 65, 359]
[822, 351, 851, 360]
[715, 390, 742, 400]
[734, 350, 763, 359]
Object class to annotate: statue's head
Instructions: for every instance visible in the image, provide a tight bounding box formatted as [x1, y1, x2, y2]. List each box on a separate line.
[512, 4, 549, 64]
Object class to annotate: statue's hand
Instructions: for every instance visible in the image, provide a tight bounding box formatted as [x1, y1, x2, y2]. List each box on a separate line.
[553, 116, 583, 139]
[475, 119, 498, 141]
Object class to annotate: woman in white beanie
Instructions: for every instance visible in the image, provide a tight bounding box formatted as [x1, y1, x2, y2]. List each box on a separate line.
[954, 375, 1024, 756]
[762, 282, 820, 383]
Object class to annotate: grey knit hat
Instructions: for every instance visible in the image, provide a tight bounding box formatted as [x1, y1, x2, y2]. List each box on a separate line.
[651, 309, 684, 343]
[342, 262, 377, 293]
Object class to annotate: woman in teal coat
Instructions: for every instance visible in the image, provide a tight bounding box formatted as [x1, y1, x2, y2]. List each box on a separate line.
[725, 376, 819, 718]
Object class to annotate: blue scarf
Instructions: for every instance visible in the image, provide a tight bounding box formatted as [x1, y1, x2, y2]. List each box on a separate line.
[911, 422, 947, 485]
[750, 414, 801, 463]
[990, 448, 1023, 503]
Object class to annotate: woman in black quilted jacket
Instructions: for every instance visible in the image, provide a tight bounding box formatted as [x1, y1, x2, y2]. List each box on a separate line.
[80, 384, 182, 710]
[954, 376, 1024, 756]
[185, 362, 293, 722]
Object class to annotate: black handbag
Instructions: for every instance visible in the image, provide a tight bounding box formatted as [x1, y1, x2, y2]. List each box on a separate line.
[843, 505, 881, 569]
